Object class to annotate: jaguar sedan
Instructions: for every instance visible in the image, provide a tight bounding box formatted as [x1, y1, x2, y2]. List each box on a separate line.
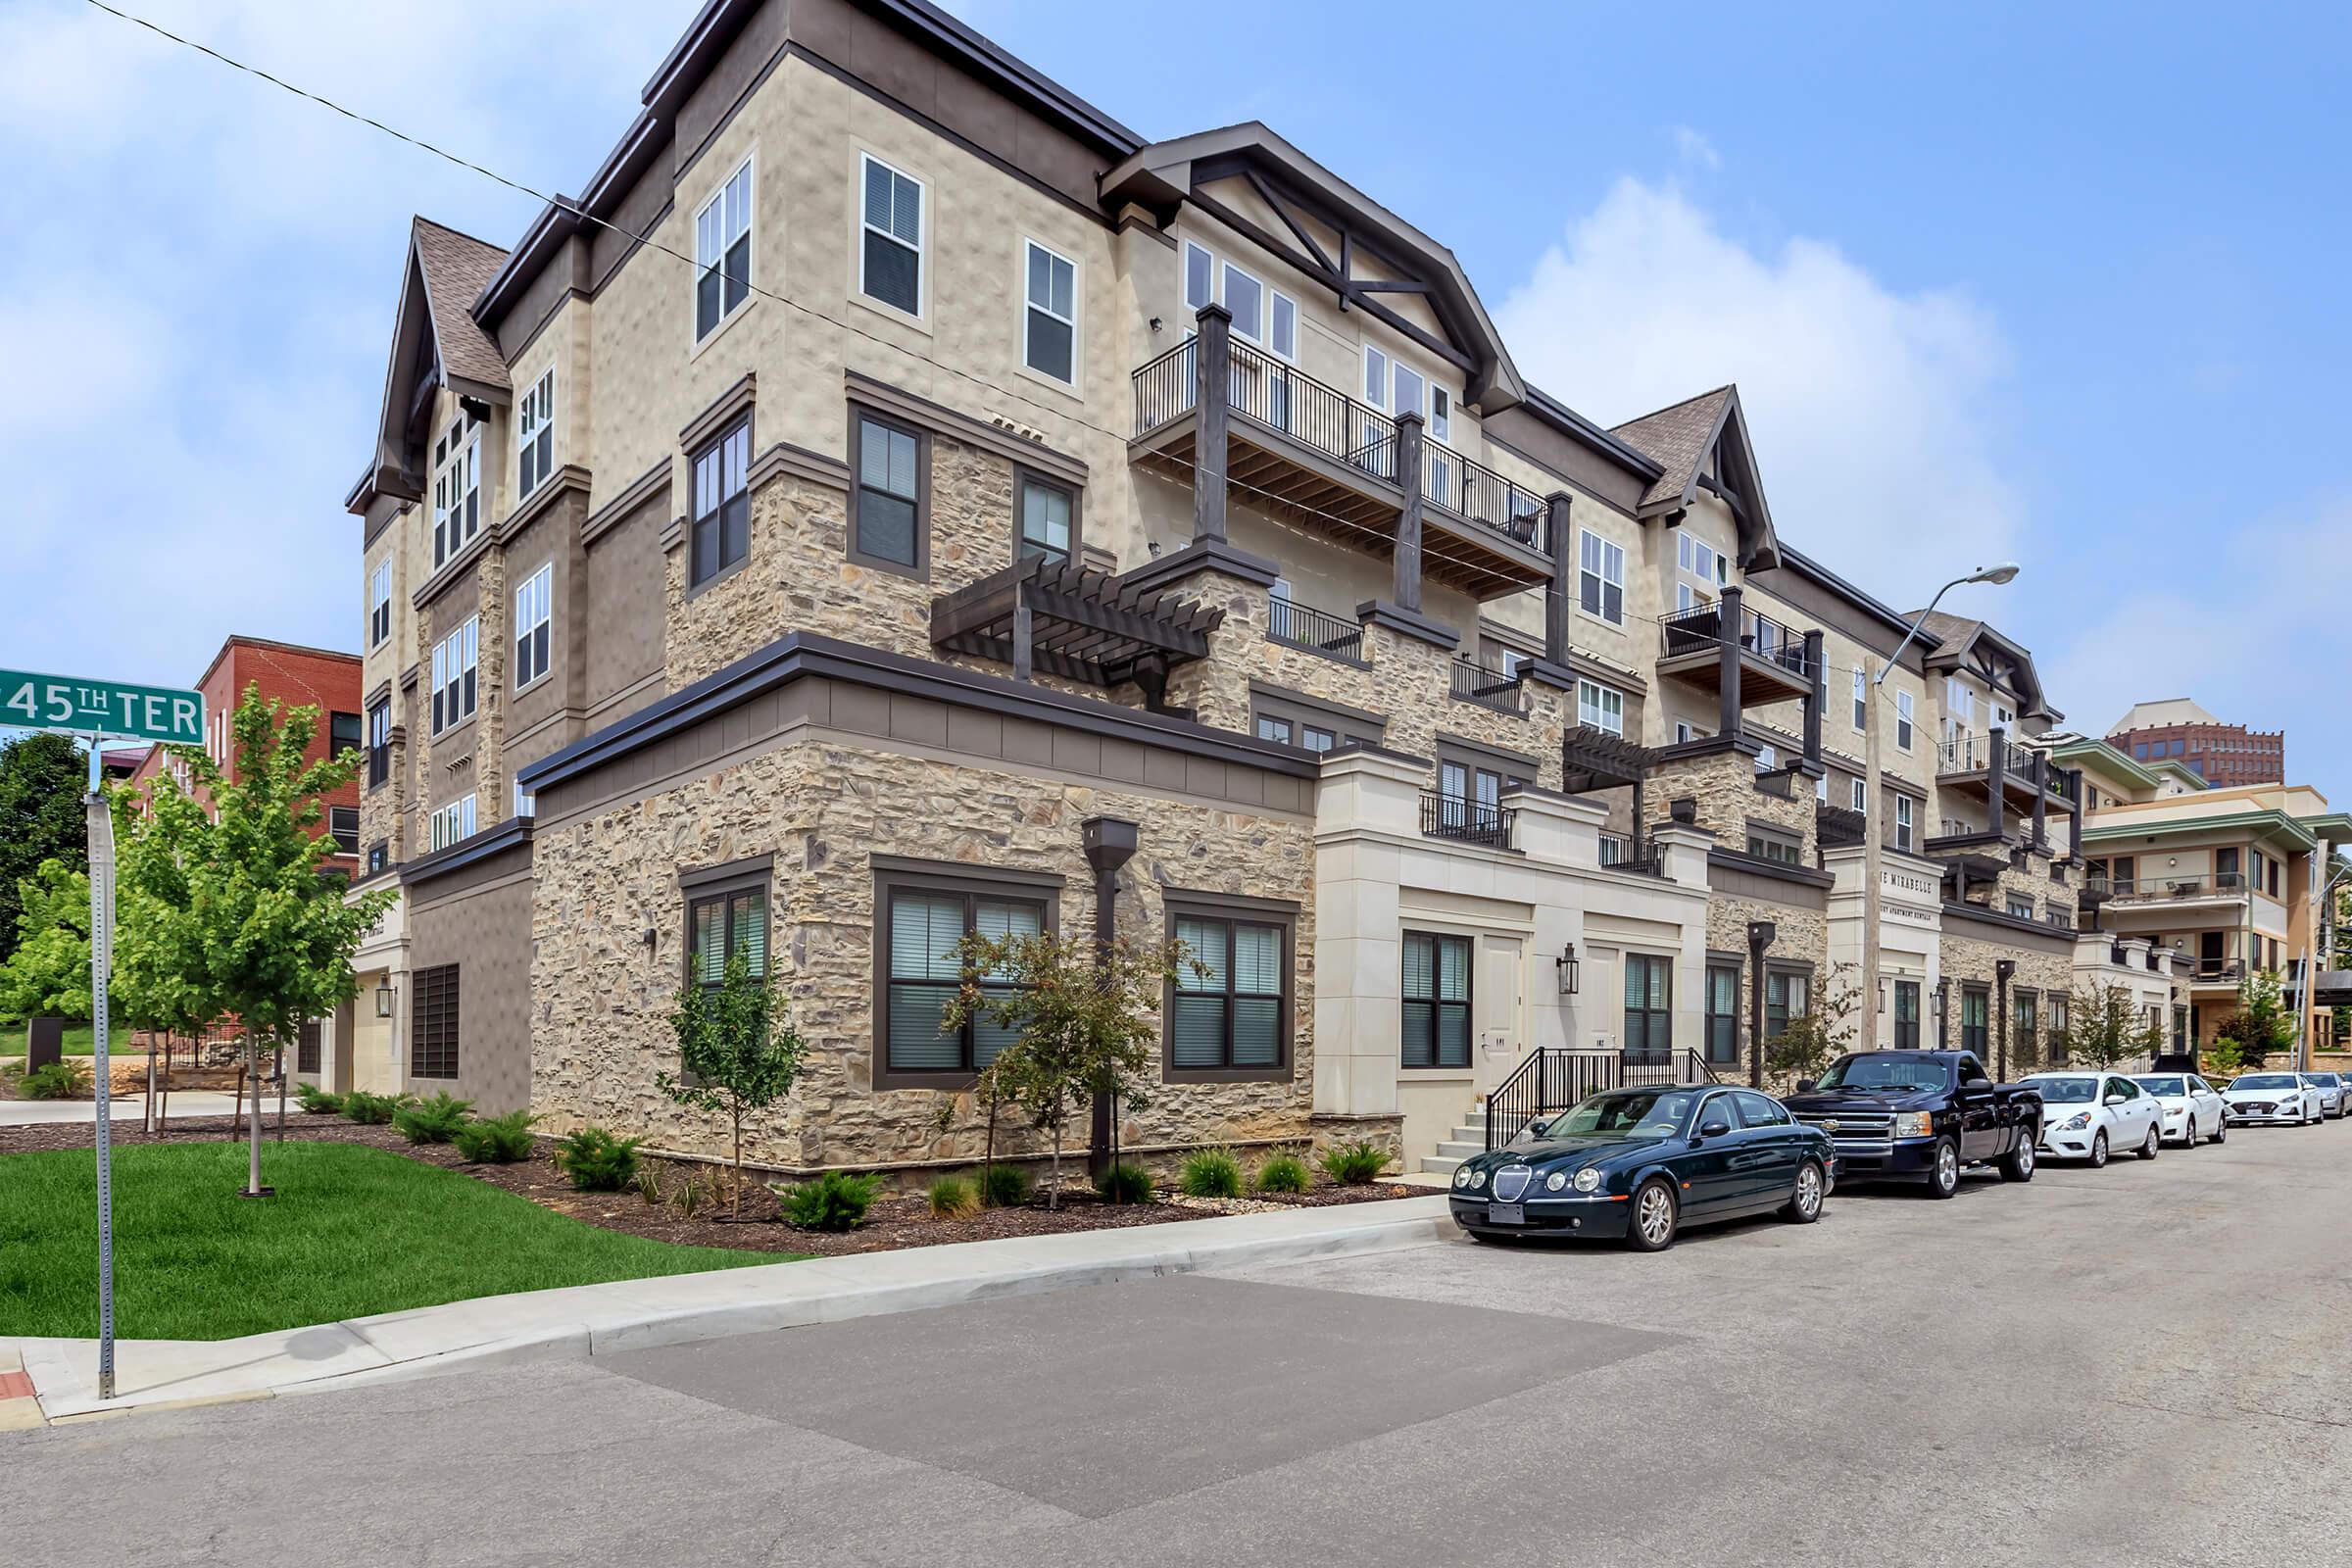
[2222, 1072, 2323, 1126]
[1448, 1085, 1835, 1251]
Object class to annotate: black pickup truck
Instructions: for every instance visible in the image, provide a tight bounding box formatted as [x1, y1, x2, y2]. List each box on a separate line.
[1780, 1051, 2042, 1198]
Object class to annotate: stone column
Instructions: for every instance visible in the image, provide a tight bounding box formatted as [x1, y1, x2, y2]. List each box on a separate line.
[1311, 748, 1422, 1121]
[1392, 412, 1426, 612]
[1191, 303, 1231, 544]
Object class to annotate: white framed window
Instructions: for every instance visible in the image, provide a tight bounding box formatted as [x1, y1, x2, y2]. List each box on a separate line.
[1022, 239, 1076, 383]
[1269, 290, 1298, 361]
[513, 564, 552, 691]
[515, 369, 555, 502]
[429, 616, 477, 735]
[1851, 777, 1868, 811]
[1363, 344, 1388, 407]
[1755, 744, 1779, 772]
[368, 559, 392, 647]
[428, 793, 476, 853]
[1852, 668, 1868, 730]
[694, 152, 754, 342]
[1815, 772, 1829, 805]
[1221, 260, 1263, 342]
[1675, 720, 1700, 744]
[1577, 679, 1625, 736]
[1184, 241, 1212, 314]
[1944, 677, 1975, 740]
[1896, 690, 1915, 751]
[1894, 795, 1915, 852]
[513, 780, 536, 819]
[859, 153, 924, 317]
[1430, 385, 1450, 443]
[1579, 530, 1626, 624]
[431, 416, 479, 567]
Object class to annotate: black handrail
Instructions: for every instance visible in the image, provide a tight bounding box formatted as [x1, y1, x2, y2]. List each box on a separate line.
[1267, 596, 1364, 659]
[1484, 1048, 1718, 1151]
[1449, 657, 1525, 714]
[1420, 789, 1515, 849]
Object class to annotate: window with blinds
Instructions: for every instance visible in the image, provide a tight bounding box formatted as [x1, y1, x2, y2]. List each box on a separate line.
[297, 1018, 321, 1075]
[1169, 913, 1286, 1072]
[1623, 954, 1672, 1060]
[884, 887, 1043, 1074]
[689, 887, 767, 992]
[1402, 931, 1471, 1068]
[413, 964, 461, 1079]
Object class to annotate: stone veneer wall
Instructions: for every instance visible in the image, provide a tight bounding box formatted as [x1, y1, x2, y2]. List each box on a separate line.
[529, 737, 1317, 1175]
[1703, 888, 1832, 1080]
[1651, 748, 1818, 855]
[1940, 924, 2073, 1071]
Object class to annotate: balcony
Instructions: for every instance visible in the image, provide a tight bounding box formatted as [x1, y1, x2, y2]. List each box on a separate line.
[1935, 731, 2074, 816]
[1655, 595, 1817, 710]
[2184, 959, 2246, 987]
[1421, 789, 1515, 851]
[1130, 325, 1553, 599]
[1449, 656, 1525, 716]
[1266, 595, 1364, 662]
[2101, 873, 2250, 906]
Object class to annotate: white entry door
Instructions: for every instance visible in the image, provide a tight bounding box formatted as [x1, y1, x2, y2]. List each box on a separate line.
[1473, 933, 1527, 1097]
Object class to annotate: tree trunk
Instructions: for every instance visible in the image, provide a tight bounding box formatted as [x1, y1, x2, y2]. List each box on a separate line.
[1049, 1127, 1062, 1210]
[731, 1105, 744, 1220]
[227, 1055, 244, 1144]
[983, 1098, 999, 1199]
[144, 1034, 157, 1136]
[246, 1043, 264, 1195]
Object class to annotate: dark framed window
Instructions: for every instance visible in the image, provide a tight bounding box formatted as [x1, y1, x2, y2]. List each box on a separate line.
[1402, 931, 1471, 1068]
[1167, 902, 1292, 1079]
[367, 699, 391, 788]
[690, 417, 752, 589]
[876, 870, 1054, 1085]
[1960, 985, 1989, 1055]
[1893, 979, 1921, 1049]
[694, 154, 754, 341]
[1765, 967, 1809, 1042]
[688, 884, 767, 994]
[850, 412, 926, 574]
[1015, 471, 1075, 564]
[367, 841, 388, 876]
[297, 1018, 320, 1076]
[1704, 962, 1740, 1065]
[328, 807, 360, 856]
[1746, 822, 1802, 865]
[859, 154, 924, 316]
[1624, 953, 1673, 1061]
[1023, 240, 1076, 382]
[2013, 989, 2038, 1062]
[413, 963, 460, 1079]
[329, 710, 362, 760]
[1252, 693, 1380, 757]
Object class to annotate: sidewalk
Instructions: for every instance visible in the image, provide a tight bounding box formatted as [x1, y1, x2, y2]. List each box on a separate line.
[0, 1092, 248, 1129]
[9, 1195, 1457, 1422]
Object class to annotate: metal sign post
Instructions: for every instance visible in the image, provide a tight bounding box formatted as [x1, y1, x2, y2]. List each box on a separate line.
[84, 745, 118, 1401]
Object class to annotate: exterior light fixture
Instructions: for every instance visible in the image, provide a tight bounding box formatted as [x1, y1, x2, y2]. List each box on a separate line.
[1555, 942, 1581, 996]
[374, 980, 394, 1018]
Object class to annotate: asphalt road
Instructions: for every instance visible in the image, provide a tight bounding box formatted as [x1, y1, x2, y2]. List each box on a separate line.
[8, 1120, 2351, 1566]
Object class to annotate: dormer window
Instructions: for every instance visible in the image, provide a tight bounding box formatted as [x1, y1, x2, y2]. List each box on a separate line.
[431, 416, 479, 568]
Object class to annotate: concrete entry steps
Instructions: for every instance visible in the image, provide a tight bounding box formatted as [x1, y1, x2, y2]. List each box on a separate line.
[1419, 1103, 1493, 1176]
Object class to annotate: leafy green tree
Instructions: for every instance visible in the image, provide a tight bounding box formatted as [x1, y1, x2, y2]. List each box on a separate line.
[2054, 983, 2166, 1070]
[941, 930, 1175, 1208]
[659, 948, 808, 1218]
[0, 733, 89, 970]
[2214, 967, 2295, 1070]
[1762, 963, 1859, 1089]
[0, 859, 96, 1021]
[114, 684, 393, 1195]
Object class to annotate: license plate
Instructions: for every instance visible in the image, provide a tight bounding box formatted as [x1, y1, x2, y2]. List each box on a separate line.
[1488, 1202, 1525, 1226]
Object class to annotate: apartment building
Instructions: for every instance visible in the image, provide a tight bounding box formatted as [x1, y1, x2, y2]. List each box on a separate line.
[332, 0, 2094, 1172]
[2108, 698, 2284, 789]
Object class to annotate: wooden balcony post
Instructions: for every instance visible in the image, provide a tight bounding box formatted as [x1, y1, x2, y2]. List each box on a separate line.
[1392, 411, 1425, 612]
[1802, 628, 1825, 765]
[1986, 726, 2007, 839]
[1192, 303, 1232, 544]
[1716, 585, 1744, 735]
[2069, 768, 2083, 859]
[1543, 491, 1575, 664]
[2031, 751, 2049, 851]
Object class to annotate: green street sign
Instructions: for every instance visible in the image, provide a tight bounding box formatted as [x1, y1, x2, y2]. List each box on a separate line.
[0, 668, 205, 745]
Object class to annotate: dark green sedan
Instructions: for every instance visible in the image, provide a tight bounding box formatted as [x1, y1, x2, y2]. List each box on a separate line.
[1449, 1085, 1836, 1250]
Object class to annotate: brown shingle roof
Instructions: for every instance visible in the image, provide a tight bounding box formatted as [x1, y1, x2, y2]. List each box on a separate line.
[1915, 610, 1982, 661]
[413, 218, 511, 392]
[1608, 386, 1733, 511]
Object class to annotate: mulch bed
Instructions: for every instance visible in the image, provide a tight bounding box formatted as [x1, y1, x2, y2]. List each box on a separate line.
[0, 1112, 1420, 1256]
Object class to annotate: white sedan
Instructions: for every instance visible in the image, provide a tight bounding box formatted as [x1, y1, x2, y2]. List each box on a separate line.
[2131, 1072, 2228, 1147]
[2024, 1072, 2164, 1166]
[2304, 1072, 2348, 1119]
[2221, 1072, 2323, 1126]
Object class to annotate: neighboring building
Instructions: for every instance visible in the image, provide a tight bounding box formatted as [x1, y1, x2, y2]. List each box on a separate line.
[2108, 698, 2284, 788]
[330, 0, 2093, 1171]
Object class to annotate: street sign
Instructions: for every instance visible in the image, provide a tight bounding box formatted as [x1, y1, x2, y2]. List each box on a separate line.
[0, 668, 203, 745]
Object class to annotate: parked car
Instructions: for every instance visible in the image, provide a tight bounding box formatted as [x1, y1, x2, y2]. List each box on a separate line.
[2221, 1071, 2322, 1126]
[1448, 1085, 1834, 1251]
[2130, 1072, 2228, 1147]
[2022, 1072, 2163, 1165]
[2302, 1072, 2347, 1119]
[1782, 1050, 2041, 1198]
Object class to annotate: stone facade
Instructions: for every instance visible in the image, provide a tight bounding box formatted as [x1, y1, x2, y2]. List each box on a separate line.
[1650, 747, 1818, 855]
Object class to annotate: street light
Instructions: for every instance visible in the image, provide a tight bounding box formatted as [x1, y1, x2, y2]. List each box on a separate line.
[1860, 564, 2021, 1050]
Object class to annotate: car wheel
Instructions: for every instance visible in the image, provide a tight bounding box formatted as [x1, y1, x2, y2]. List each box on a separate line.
[1998, 1129, 2036, 1182]
[2138, 1123, 2160, 1160]
[2212, 1116, 2226, 1145]
[1626, 1177, 1678, 1251]
[1926, 1137, 1961, 1199]
[1781, 1159, 1825, 1224]
[2087, 1130, 2109, 1168]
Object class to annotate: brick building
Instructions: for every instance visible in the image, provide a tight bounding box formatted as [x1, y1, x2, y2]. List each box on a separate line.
[2107, 698, 2283, 789]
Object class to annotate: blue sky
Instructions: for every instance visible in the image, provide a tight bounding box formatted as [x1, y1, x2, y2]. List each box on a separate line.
[4, 1, 2345, 786]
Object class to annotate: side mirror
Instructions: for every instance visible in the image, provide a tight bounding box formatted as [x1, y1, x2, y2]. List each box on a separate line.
[1795, 1079, 1818, 1095]
[2103, 1093, 2126, 1105]
[1698, 1119, 1733, 1139]
[1528, 1117, 1551, 1140]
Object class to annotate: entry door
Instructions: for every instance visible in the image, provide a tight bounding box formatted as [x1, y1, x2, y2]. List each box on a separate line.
[1473, 933, 1526, 1098]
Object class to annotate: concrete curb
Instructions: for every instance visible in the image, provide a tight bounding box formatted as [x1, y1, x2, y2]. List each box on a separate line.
[17, 1196, 1457, 1421]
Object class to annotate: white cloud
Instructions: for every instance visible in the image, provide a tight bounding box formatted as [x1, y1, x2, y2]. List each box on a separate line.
[1670, 125, 1720, 171]
[1495, 177, 2019, 609]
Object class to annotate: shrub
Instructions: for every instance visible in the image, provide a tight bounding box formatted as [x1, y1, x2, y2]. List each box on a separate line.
[1178, 1147, 1243, 1199]
[1094, 1160, 1154, 1204]
[633, 1166, 663, 1204]
[452, 1109, 538, 1164]
[340, 1090, 407, 1125]
[1252, 1152, 1311, 1195]
[1316, 1139, 1390, 1186]
[927, 1174, 979, 1219]
[672, 1170, 715, 1221]
[780, 1169, 880, 1232]
[555, 1126, 643, 1192]
[391, 1091, 475, 1145]
[980, 1163, 1034, 1209]
[292, 1082, 343, 1114]
[20, 1061, 88, 1101]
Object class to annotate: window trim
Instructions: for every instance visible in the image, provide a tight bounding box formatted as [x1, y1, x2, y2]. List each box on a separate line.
[1623, 951, 1675, 1061]
[687, 414, 756, 593]
[512, 562, 554, 692]
[1012, 466, 1080, 566]
[429, 615, 478, 737]
[427, 793, 476, 853]
[1892, 977, 1922, 1050]
[327, 806, 360, 857]
[856, 151, 928, 322]
[1249, 689, 1383, 755]
[1895, 690, 1915, 752]
[368, 558, 392, 648]
[691, 148, 757, 348]
[1703, 960, 1740, 1067]
[412, 963, 461, 1080]
[872, 865, 1061, 1091]
[846, 406, 931, 580]
[1019, 237, 1079, 387]
[1576, 678, 1626, 736]
[514, 368, 556, 505]
[366, 698, 391, 791]
[1577, 528, 1626, 626]
[683, 865, 771, 994]
[1852, 667, 1867, 730]
[1401, 928, 1475, 1071]
[1163, 892, 1297, 1084]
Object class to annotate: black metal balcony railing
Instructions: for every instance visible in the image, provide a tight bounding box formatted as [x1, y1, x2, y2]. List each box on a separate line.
[1421, 441, 1548, 550]
[2189, 959, 2247, 983]
[1937, 732, 1993, 773]
[2107, 873, 2247, 902]
[1421, 789, 1515, 850]
[1266, 596, 1363, 660]
[1449, 657, 1525, 714]
[1656, 602, 1816, 677]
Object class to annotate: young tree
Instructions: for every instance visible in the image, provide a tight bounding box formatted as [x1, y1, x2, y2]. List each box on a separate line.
[2053, 983, 2165, 1070]
[658, 948, 807, 1218]
[115, 684, 393, 1196]
[2215, 968, 2295, 1070]
[1762, 963, 1859, 1089]
[941, 929, 1176, 1208]
[0, 732, 89, 968]
[0, 859, 96, 1024]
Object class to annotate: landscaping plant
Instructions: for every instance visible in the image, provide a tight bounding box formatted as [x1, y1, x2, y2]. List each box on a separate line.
[292, 1082, 343, 1115]
[1093, 1160, 1154, 1204]
[391, 1091, 475, 1146]
[2213, 968, 2296, 1070]
[452, 1109, 538, 1164]
[339, 1090, 405, 1126]
[634, 1167, 664, 1204]
[2054, 982, 2169, 1070]
[20, 1060, 89, 1100]
[779, 1169, 879, 1232]
[1251, 1151, 1311, 1195]
[926, 1174, 979, 1219]
[980, 1163, 1033, 1209]
[1763, 963, 1860, 1089]
[1178, 1146, 1243, 1199]
[555, 1127, 644, 1192]
[659, 946, 808, 1218]
[1315, 1139, 1390, 1186]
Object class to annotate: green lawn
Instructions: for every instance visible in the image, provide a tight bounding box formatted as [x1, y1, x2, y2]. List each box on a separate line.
[1, 1022, 95, 1058]
[0, 1142, 787, 1341]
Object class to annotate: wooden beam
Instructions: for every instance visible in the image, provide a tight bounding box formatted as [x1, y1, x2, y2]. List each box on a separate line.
[1243, 166, 1335, 274]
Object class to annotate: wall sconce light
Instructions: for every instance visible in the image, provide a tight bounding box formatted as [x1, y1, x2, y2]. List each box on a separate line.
[642, 928, 659, 950]
[1746, 920, 1777, 951]
[1877, 979, 1888, 1015]
[1555, 942, 1581, 996]
[374, 980, 395, 1018]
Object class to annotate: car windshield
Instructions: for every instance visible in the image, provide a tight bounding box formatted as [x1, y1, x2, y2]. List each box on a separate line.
[2034, 1077, 2098, 1103]
[1814, 1054, 1954, 1092]
[2311, 1074, 2342, 1088]
[1545, 1089, 1696, 1141]
[2233, 1074, 2296, 1091]
[2132, 1076, 2186, 1097]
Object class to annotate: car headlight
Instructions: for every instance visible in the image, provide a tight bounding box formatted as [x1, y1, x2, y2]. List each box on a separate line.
[1544, 1170, 1568, 1191]
[1452, 1167, 1471, 1188]
[1893, 1111, 1934, 1138]
[1463, 1166, 1486, 1191]
[1572, 1167, 1602, 1193]
[2060, 1112, 2091, 1130]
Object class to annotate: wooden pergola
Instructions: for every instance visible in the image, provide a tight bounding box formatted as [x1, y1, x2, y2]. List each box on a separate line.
[930, 556, 1225, 711]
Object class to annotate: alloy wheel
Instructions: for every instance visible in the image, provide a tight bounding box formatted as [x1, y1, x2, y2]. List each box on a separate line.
[1637, 1184, 1674, 1246]
[1935, 1141, 1958, 1193]
[1795, 1163, 1822, 1218]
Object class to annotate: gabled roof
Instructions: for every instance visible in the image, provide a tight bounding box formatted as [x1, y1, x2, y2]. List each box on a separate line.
[413, 219, 511, 390]
[353, 218, 512, 514]
[1911, 611, 2060, 724]
[1607, 384, 1780, 568]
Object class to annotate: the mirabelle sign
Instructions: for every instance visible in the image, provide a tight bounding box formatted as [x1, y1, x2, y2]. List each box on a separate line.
[1, 668, 204, 745]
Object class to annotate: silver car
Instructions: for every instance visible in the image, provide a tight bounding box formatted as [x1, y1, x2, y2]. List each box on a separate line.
[2301, 1072, 2347, 1119]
